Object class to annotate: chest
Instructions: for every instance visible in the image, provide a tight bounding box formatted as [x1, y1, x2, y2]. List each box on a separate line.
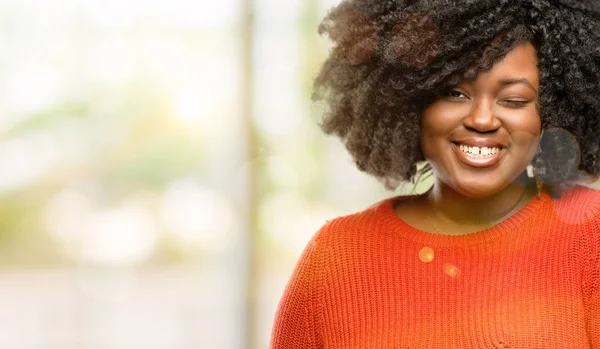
[320, 236, 589, 348]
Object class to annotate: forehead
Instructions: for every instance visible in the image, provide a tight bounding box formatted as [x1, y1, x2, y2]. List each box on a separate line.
[470, 42, 539, 87]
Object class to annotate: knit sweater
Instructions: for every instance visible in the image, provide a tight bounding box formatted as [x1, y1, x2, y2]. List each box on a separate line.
[270, 186, 600, 348]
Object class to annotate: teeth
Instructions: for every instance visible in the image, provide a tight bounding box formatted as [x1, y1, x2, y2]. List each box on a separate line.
[457, 143, 501, 157]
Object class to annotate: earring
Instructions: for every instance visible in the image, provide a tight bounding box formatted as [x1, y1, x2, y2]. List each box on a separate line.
[526, 164, 543, 198]
[526, 164, 534, 178]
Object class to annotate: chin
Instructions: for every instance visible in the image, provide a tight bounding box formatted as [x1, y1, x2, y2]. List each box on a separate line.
[451, 180, 510, 199]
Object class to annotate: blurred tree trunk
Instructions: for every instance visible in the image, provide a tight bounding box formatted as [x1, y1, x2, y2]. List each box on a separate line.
[241, 0, 258, 348]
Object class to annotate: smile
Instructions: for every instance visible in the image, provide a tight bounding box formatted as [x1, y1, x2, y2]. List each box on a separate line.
[451, 142, 506, 168]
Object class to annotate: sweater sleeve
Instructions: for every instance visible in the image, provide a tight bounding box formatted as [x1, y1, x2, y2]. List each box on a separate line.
[270, 227, 326, 349]
[585, 205, 600, 348]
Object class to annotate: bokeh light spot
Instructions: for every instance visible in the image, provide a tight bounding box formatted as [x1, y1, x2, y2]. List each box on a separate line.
[443, 263, 460, 278]
[418, 246, 434, 263]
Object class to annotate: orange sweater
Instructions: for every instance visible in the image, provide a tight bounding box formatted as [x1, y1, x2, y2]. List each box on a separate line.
[271, 186, 600, 348]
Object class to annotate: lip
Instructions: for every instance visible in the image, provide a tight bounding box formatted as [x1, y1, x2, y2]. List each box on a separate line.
[451, 142, 505, 168]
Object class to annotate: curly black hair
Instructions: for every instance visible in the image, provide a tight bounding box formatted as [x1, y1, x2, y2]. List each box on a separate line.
[313, 0, 600, 191]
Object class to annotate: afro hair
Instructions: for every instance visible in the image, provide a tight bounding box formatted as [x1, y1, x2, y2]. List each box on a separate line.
[313, 0, 600, 191]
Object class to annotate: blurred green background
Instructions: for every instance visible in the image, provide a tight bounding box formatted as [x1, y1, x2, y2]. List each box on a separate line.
[0, 0, 426, 348]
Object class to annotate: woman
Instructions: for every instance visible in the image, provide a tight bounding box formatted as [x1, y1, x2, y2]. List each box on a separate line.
[271, 0, 600, 348]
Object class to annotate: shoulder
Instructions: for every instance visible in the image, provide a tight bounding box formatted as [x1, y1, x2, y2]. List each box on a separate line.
[552, 184, 600, 205]
[558, 186, 600, 299]
[549, 185, 600, 224]
[312, 196, 400, 246]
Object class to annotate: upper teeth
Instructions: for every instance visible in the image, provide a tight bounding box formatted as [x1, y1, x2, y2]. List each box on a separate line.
[458, 144, 501, 155]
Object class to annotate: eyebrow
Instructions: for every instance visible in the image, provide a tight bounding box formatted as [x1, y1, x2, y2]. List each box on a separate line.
[499, 78, 538, 93]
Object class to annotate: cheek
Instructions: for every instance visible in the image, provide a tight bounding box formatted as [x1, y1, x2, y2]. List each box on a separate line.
[420, 103, 459, 156]
[505, 111, 542, 154]
[511, 108, 541, 130]
[511, 130, 540, 156]
[421, 103, 456, 133]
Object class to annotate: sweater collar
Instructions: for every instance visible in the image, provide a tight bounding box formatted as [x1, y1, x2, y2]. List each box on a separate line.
[375, 191, 550, 248]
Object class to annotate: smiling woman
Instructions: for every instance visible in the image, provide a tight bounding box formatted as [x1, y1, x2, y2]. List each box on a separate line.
[271, 0, 600, 348]
[397, 42, 543, 235]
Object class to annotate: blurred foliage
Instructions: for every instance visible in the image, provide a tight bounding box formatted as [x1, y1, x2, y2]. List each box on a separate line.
[6, 102, 91, 137]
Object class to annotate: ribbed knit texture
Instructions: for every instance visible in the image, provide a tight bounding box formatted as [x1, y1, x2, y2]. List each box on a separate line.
[270, 186, 600, 348]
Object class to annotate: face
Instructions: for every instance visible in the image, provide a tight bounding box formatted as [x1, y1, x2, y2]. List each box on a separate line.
[421, 42, 542, 198]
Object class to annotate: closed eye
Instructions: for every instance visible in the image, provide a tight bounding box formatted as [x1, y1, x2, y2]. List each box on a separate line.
[500, 100, 530, 108]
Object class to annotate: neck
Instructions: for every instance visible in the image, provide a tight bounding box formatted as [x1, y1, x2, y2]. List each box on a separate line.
[425, 174, 536, 227]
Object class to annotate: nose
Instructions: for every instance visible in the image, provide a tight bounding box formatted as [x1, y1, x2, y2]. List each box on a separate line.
[463, 99, 501, 132]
